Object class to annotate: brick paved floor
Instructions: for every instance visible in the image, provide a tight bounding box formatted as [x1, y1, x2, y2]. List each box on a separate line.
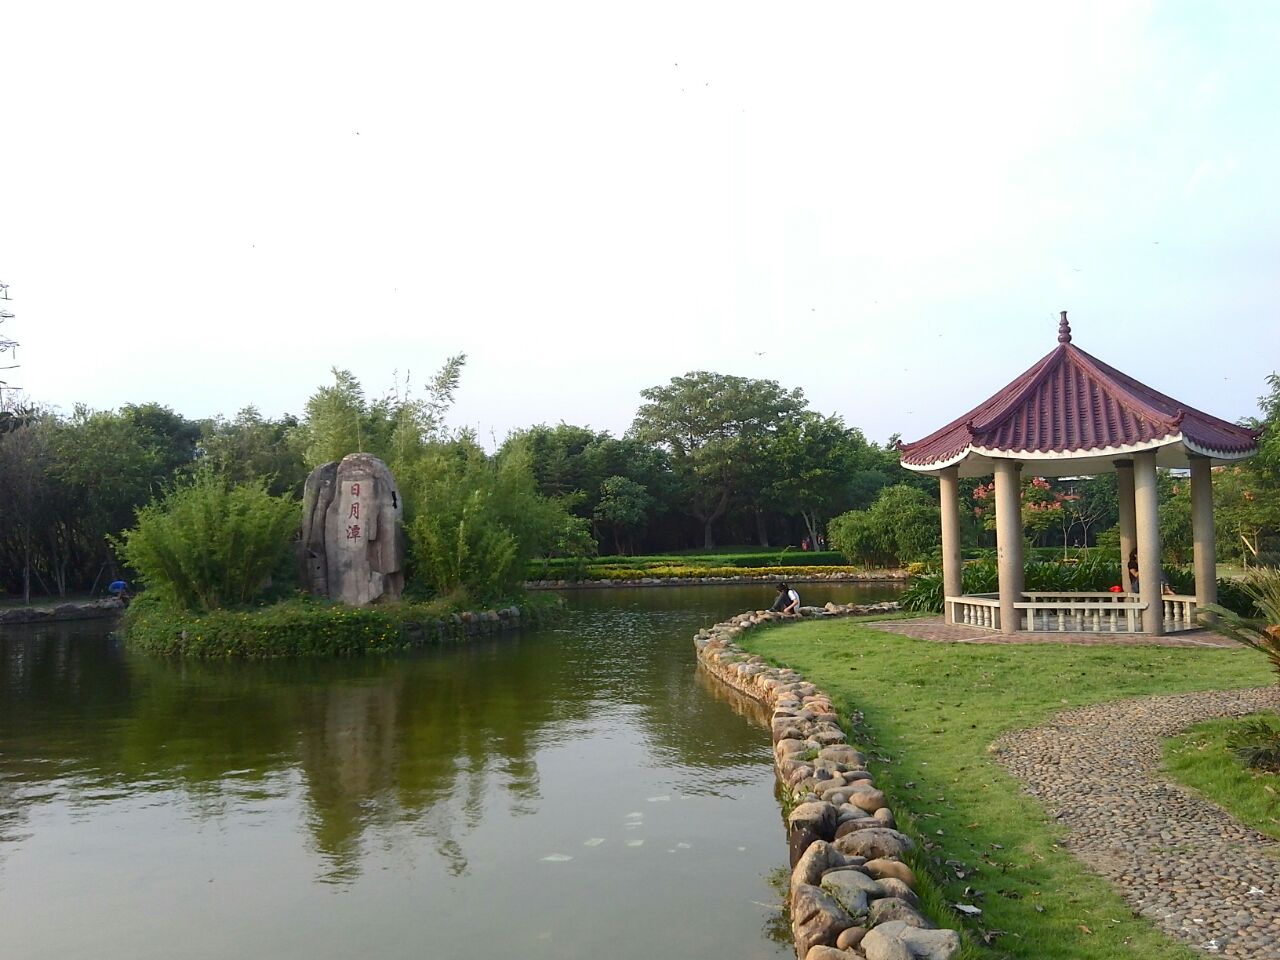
[865, 616, 1239, 648]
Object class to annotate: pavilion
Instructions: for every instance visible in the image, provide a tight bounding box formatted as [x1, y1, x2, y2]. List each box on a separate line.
[899, 312, 1259, 635]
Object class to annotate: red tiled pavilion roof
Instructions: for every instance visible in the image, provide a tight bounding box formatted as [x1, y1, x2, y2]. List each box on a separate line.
[900, 312, 1259, 475]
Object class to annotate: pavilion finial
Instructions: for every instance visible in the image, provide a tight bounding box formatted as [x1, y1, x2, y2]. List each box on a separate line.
[1057, 310, 1072, 344]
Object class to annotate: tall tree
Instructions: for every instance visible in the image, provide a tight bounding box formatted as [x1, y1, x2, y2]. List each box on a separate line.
[505, 423, 609, 500]
[120, 402, 201, 478]
[1058, 475, 1118, 550]
[768, 414, 867, 549]
[297, 368, 376, 467]
[200, 406, 307, 496]
[0, 422, 51, 601]
[1254, 373, 1280, 474]
[630, 372, 806, 548]
[1232, 372, 1280, 563]
[1213, 465, 1280, 565]
[54, 406, 166, 584]
[295, 357, 465, 471]
[594, 476, 652, 554]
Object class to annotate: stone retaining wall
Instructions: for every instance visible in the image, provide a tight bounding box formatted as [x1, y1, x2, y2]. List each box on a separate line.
[399, 605, 528, 642]
[0, 598, 124, 626]
[529, 572, 906, 590]
[694, 603, 963, 960]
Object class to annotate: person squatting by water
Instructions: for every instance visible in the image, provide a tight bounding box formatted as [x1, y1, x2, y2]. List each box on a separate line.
[770, 582, 800, 616]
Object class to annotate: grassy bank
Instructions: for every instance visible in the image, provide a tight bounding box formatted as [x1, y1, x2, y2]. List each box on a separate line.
[121, 592, 559, 658]
[737, 618, 1272, 960]
[1162, 714, 1280, 842]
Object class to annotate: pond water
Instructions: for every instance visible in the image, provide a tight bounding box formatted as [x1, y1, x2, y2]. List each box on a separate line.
[0, 582, 900, 960]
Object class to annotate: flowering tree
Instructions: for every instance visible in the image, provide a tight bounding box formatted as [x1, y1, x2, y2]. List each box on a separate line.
[1213, 466, 1280, 565]
[971, 475, 1075, 543]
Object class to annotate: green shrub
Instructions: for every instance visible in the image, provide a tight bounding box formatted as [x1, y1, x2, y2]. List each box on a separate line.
[900, 572, 943, 612]
[1094, 526, 1121, 554]
[1061, 554, 1127, 591]
[1226, 715, 1280, 772]
[111, 469, 298, 612]
[829, 485, 938, 568]
[1218, 577, 1261, 616]
[409, 486, 521, 599]
[404, 440, 589, 599]
[121, 592, 558, 658]
[1206, 567, 1280, 681]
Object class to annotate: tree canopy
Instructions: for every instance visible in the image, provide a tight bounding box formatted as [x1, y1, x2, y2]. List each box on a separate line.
[6, 360, 1275, 603]
[629, 371, 807, 548]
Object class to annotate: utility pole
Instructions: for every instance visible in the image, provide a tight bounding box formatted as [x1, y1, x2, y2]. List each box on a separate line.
[0, 281, 18, 408]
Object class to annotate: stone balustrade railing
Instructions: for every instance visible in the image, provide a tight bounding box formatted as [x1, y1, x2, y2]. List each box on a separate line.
[946, 593, 1000, 630]
[1161, 594, 1198, 631]
[948, 591, 1205, 634]
[1017, 592, 1145, 633]
[694, 603, 963, 960]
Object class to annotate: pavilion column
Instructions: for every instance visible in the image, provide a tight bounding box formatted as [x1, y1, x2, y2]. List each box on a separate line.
[1115, 459, 1137, 592]
[939, 466, 962, 624]
[1190, 454, 1217, 615]
[1134, 451, 1163, 635]
[993, 460, 1023, 634]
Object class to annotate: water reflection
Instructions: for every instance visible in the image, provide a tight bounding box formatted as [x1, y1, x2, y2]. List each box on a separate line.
[695, 667, 774, 730]
[2, 629, 581, 880]
[0, 583, 897, 960]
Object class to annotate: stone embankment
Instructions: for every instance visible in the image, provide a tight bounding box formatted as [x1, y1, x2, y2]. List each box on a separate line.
[0, 598, 123, 626]
[401, 605, 528, 641]
[0, 599, 528, 634]
[695, 603, 963, 960]
[529, 571, 906, 590]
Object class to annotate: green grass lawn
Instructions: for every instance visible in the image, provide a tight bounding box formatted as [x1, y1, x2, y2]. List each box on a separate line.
[737, 619, 1273, 960]
[1162, 713, 1280, 841]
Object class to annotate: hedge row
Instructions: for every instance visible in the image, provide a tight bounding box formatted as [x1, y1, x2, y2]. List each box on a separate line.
[531, 550, 848, 580]
[532, 563, 869, 582]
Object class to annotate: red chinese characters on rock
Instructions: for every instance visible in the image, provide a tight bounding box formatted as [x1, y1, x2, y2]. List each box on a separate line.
[345, 482, 363, 541]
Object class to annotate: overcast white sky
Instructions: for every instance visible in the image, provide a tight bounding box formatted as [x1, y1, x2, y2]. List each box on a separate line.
[4, 2, 1278, 446]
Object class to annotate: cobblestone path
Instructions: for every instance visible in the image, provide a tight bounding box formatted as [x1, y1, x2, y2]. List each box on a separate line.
[993, 688, 1280, 958]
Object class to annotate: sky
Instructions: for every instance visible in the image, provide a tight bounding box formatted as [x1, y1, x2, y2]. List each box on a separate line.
[3, 1, 1278, 448]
